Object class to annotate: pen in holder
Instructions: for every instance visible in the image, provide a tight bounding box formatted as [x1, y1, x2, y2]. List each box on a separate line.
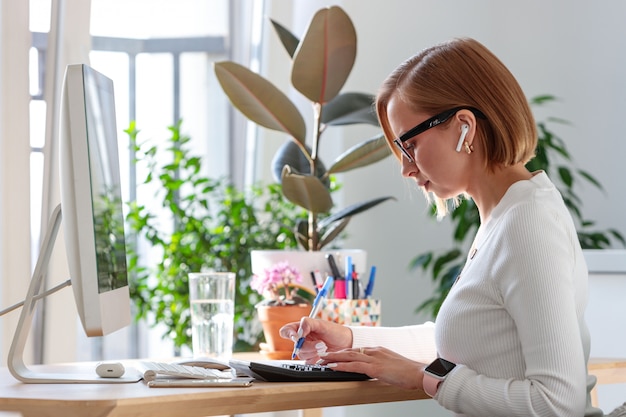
[315, 298, 381, 326]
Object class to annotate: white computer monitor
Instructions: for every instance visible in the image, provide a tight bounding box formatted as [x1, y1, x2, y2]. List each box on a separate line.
[8, 64, 136, 383]
[59, 63, 131, 337]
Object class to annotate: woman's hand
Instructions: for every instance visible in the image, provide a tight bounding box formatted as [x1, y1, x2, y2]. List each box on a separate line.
[320, 346, 426, 391]
[279, 317, 353, 362]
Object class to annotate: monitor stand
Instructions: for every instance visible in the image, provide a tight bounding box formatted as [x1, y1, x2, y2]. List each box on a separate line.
[7, 204, 141, 383]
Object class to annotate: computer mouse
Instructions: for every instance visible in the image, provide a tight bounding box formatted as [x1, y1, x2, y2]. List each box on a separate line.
[96, 362, 126, 378]
[176, 358, 230, 371]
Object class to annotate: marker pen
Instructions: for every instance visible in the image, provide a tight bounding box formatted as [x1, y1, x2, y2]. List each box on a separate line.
[326, 254, 346, 299]
[310, 271, 319, 293]
[352, 270, 360, 299]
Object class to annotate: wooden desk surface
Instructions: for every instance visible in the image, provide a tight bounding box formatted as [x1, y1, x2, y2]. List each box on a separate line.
[587, 357, 626, 384]
[0, 363, 427, 417]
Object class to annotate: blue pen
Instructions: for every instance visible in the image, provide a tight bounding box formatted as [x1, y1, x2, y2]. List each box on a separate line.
[345, 256, 353, 300]
[291, 276, 334, 359]
[364, 265, 376, 298]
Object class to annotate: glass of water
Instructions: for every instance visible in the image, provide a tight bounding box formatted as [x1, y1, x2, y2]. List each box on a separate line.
[188, 272, 235, 359]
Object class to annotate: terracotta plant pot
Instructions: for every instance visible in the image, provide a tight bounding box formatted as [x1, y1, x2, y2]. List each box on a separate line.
[256, 304, 311, 359]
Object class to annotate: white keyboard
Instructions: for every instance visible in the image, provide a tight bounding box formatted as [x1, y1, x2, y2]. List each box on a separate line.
[138, 361, 234, 382]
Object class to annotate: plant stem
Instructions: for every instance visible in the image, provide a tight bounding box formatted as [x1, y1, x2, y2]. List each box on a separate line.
[308, 102, 324, 250]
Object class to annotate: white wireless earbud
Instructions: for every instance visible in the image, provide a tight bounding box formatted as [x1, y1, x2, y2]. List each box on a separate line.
[455, 125, 469, 152]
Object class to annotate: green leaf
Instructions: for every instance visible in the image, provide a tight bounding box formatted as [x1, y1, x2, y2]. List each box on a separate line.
[577, 169, 603, 191]
[327, 134, 391, 175]
[409, 252, 432, 270]
[321, 92, 379, 126]
[432, 249, 463, 280]
[610, 229, 626, 246]
[294, 219, 310, 251]
[558, 167, 573, 187]
[318, 217, 350, 250]
[271, 141, 329, 188]
[291, 6, 357, 104]
[214, 61, 306, 143]
[280, 165, 334, 213]
[450, 199, 479, 242]
[529, 94, 557, 105]
[270, 18, 300, 58]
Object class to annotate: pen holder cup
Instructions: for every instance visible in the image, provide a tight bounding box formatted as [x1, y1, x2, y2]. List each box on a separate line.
[315, 299, 381, 326]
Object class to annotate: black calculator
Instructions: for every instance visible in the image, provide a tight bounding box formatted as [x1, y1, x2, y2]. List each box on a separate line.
[229, 359, 370, 382]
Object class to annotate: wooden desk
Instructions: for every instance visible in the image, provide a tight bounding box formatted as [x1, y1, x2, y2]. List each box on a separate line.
[0, 363, 427, 417]
[1, 358, 622, 416]
[588, 357, 626, 407]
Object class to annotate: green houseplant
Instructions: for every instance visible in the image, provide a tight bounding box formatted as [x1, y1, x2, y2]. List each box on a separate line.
[126, 120, 305, 351]
[411, 95, 626, 318]
[214, 5, 393, 252]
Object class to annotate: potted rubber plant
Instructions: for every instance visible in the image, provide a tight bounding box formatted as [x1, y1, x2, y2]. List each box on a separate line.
[214, 5, 393, 253]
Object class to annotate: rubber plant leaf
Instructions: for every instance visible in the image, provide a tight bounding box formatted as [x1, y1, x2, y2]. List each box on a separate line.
[214, 61, 306, 144]
[281, 165, 333, 213]
[270, 18, 300, 58]
[317, 196, 396, 229]
[327, 134, 391, 175]
[322, 92, 379, 126]
[294, 219, 310, 250]
[318, 217, 351, 250]
[271, 141, 330, 188]
[291, 6, 357, 104]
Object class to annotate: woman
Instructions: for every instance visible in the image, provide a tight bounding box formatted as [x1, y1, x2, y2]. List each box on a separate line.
[280, 37, 603, 417]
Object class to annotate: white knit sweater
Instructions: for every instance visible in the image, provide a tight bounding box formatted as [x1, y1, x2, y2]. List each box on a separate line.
[351, 172, 603, 417]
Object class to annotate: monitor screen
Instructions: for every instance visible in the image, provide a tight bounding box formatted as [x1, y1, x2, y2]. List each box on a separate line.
[59, 63, 131, 337]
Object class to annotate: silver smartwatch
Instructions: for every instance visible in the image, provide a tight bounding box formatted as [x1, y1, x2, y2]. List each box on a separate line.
[423, 357, 456, 397]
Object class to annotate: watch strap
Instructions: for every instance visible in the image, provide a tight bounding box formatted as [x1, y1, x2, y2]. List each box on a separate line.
[423, 372, 441, 397]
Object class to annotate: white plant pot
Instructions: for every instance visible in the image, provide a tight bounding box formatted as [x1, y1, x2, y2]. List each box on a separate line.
[250, 249, 367, 294]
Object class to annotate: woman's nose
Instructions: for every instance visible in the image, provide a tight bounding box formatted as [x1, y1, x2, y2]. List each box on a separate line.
[400, 156, 416, 178]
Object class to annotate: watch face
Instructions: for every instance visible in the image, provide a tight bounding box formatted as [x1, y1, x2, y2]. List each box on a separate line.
[425, 358, 456, 377]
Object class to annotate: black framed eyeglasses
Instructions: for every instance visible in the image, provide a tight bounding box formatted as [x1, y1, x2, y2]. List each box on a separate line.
[393, 106, 487, 162]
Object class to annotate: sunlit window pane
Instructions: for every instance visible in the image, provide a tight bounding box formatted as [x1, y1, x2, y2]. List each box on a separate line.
[180, 52, 229, 179]
[135, 53, 174, 139]
[90, 0, 228, 38]
[29, 47, 41, 96]
[29, 100, 46, 148]
[30, 0, 51, 32]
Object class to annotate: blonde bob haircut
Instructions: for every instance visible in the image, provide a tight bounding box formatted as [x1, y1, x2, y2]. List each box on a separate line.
[376, 37, 537, 218]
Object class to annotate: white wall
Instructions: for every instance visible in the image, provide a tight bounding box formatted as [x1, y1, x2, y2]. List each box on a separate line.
[260, 1, 626, 415]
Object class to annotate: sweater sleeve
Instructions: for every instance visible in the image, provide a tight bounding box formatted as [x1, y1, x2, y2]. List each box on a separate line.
[350, 321, 438, 363]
